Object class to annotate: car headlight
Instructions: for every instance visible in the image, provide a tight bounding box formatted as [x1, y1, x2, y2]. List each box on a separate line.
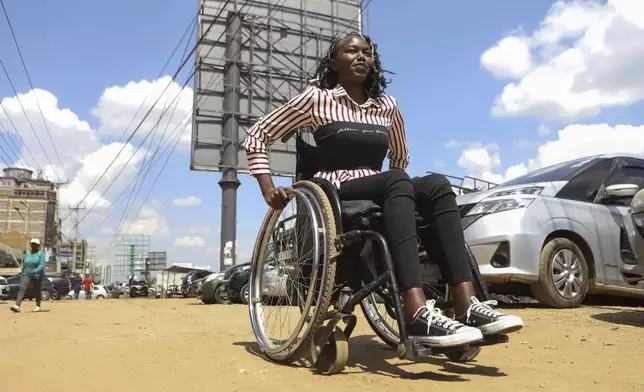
[466, 186, 544, 217]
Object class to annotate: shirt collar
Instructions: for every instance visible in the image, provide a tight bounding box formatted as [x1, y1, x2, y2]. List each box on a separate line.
[331, 84, 381, 108]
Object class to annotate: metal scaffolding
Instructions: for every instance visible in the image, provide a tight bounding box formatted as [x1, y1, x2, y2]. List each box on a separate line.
[112, 234, 151, 283]
[191, 0, 363, 270]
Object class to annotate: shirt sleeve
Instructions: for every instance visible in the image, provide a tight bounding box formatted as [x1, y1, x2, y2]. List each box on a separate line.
[388, 99, 410, 171]
[243, 86, 317, 176]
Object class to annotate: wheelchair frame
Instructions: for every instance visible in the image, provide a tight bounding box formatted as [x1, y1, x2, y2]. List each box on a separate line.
[248, 132, 508, 375]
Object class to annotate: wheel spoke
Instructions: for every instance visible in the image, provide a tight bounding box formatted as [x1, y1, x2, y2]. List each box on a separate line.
[552, 254, 566, 271]
[563, 280, 574, 298]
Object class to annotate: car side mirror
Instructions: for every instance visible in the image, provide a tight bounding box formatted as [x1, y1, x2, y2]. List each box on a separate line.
[604, 183, 640, 199]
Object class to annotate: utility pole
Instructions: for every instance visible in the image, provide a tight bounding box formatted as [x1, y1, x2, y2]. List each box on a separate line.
[219, 11, 242, 271]
[69, 205, 85, 274]
[51, 181, 68, 273]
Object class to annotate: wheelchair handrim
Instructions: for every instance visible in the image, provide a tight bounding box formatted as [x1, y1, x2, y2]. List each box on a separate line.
[249, 188, 325, 356]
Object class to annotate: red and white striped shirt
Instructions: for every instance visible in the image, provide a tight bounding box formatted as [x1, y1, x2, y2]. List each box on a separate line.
[243, 84, 410, 188]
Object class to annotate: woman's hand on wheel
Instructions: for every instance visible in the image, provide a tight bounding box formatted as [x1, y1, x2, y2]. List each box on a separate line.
[263, 186, 292, 210]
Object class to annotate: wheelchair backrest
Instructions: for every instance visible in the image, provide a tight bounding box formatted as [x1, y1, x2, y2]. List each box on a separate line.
[295, 131, 319, 182]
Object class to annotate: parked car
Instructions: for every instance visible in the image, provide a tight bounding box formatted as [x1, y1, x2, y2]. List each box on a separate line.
[626, 189, 644, 279]
[456, 153, 644, 308]
[181, 269, 212, 297]
[0, 276, 9, 300]
[198, 271, 224, 304]
[217, 262, 252, 304]
[220, 260, 291, 305]
[129, 278, 149, 297]
[45, 272, 71, 300]
[65, 285, 110, 300]
[0, 274, 54, 301]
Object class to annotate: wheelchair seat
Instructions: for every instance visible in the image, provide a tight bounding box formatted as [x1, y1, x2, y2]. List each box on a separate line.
[340, 200, 382, 223]
[340, 199, 426, 228]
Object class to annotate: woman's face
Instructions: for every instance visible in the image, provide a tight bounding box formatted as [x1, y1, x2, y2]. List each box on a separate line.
[30, 243, 39, 252]
[332, 35, 373, 84]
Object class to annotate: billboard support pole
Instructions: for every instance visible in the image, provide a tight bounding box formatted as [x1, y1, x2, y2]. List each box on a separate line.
[218, 11, 242, 271]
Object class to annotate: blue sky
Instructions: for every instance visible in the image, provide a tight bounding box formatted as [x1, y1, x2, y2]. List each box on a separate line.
[1, 0, 643, 273]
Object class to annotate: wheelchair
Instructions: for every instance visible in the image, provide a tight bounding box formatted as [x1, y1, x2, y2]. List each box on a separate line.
[248, 131, 508, 375]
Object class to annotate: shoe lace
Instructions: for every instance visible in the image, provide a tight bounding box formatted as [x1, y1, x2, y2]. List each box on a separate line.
[413, 299, 463, 333]
[466, 297, 502, 323]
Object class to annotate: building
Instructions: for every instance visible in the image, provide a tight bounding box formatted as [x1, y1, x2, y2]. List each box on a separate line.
[59, 239, 88, 273]
[94, 263, 112, 284]
[0, 167, 59, 254]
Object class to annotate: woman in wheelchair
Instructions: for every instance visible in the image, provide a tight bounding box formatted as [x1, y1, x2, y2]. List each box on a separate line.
[243, 32, 523, 348]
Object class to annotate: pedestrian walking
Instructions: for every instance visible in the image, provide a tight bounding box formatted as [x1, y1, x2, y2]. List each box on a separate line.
[71, 273, 82, 299]
[83, 274, 93, 300]
[10, 238, 46, 313]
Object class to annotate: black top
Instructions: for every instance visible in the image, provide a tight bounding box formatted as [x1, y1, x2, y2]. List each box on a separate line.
[314, 121, 390, 173]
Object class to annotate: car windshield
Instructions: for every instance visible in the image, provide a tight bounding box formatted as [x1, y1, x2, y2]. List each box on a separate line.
[499, 156, 600, 187]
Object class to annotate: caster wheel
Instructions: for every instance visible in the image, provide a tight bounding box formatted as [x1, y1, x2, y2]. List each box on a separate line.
[445, 346, 481, 362]
[312, 326, 349, 375]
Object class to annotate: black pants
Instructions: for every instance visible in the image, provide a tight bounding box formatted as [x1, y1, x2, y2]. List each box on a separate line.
[16, 275, 42, 307]
[338, 170, 472, 291]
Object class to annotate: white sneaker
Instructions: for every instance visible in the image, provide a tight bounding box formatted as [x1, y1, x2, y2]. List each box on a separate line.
[10, 305, 20, 313]
[458, 297, 524, 335]
[32, 306, 41, 312]
[407, 300, 484, 347]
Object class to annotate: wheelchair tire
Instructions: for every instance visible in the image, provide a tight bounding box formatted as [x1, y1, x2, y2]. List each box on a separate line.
[249, 180, 338, 364]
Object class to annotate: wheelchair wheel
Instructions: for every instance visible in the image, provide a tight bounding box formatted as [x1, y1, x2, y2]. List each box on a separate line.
[249, 180, 338, 364]
[360, 283, 448, 349]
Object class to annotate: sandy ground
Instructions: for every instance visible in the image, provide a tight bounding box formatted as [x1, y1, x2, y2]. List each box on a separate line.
[1, 297, 643, 392]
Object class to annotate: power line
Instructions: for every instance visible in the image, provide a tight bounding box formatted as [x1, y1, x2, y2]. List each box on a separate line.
[1, 0, 66, 174]
[0, 59, 62, 180]
[0, 98, 40, 170]
[62, 0, 232, 220]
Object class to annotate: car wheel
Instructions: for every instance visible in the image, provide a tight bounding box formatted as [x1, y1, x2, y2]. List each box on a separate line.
[41, 290, 51, 301]
[51, 289, 61, 300]
[214, 286, 231, 305]
[201, 296, 216, 305]
[531, 238, 589, 308]
[96, 294, 105, 300]
[240, 283, 250, 305]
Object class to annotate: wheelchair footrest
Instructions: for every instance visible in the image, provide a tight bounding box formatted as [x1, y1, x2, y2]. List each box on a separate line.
[470, 333, 509, 347]
[401, 334, 509, 360]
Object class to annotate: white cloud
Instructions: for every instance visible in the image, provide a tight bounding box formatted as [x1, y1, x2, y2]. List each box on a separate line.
[482, 0, 644, 120]
[174, 236, 205, 247]
[459, 122, 644, 185]
[91, 76, 193, 148]
[116, 200, 169, 237]
[172, 196, 201, 206]
[480, 36, 533, 79]
[444, 140, 461, 149]
[457, 142, 501, 175]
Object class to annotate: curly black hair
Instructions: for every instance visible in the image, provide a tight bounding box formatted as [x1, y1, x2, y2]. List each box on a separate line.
[309, 32, 388, 98]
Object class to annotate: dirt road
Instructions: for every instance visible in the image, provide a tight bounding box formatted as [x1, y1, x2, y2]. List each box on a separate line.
[1, 298, 642, 392]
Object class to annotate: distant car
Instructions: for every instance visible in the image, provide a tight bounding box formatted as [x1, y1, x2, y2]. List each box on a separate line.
[45, 272, 71, 300]
[65, 285, 109, 300]
[129, 279, 149, 297]
[456, 153, 644, 308]
[0, 276, 9, 300]
[181, 269, 212, 297]
[223, 263, 252, 304]
[0, 274, 54, 301]
[198, 271, 225, 304]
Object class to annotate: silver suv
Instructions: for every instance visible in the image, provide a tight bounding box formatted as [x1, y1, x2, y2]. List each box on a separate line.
[456, 153, 644, 308]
